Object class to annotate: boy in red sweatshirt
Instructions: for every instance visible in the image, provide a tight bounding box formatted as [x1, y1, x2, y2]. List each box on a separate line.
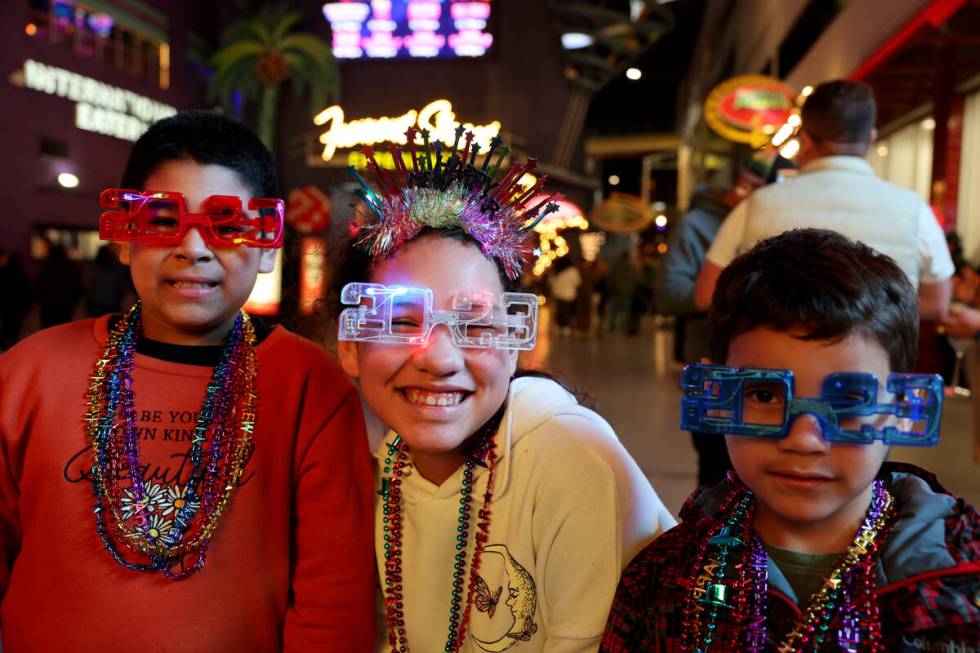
[0, 111, 375, 651]
[602, 229, 978, 651]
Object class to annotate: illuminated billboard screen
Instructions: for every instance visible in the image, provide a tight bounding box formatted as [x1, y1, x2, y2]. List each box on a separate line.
[322, 1, 493, 60]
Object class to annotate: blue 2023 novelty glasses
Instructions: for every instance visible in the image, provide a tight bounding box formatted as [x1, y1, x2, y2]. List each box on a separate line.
[680, 364, 942, 446]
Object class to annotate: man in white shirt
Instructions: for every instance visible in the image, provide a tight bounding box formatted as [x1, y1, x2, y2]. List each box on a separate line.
[548, 258, 582, 335]
[694, 80, 954, 321]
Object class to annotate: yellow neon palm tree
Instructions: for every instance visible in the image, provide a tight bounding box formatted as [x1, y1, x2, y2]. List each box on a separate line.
[209, 3, 339, 152]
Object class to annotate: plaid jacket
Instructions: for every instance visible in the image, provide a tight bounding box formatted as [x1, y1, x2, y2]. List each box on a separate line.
[600, 463, 980, 652]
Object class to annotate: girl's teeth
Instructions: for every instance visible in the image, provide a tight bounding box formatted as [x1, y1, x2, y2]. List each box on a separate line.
[406, 390, 463, 406]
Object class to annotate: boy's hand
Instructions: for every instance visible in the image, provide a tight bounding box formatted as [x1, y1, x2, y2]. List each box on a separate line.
[942, 303, 980, 338]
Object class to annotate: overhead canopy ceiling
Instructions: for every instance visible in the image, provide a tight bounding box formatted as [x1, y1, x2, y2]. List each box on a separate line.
[547, 0, 676, 92]
[858, 0, 980, 131]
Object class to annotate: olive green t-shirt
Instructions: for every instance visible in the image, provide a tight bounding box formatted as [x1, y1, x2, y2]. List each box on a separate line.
[765, 543, 840, 603]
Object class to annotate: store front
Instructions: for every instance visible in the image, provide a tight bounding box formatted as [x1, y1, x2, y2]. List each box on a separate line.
[1, 0, 211, 267]
[851, 0, 980, 247]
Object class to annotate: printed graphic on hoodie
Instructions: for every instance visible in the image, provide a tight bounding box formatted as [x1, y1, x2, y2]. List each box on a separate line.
[472, 544, 538, 651]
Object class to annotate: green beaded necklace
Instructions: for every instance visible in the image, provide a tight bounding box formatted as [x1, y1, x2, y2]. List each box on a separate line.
[380, 418, 500, 653]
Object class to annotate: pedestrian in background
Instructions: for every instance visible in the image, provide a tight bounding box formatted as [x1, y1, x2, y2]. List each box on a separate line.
[0, 248, 32, 350]
[695, 79, 954, 322]
[35, 242, 81, 328]
[84, 244, 130, 317]
[606, 252, 638, 334]
[573, 258, 602, 335]
[549, 256, 581, 336]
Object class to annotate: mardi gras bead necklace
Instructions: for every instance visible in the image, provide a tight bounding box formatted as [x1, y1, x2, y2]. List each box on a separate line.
[380, 420, 500, 653]
[681, 485, 768, 652]
[775, 480, 893, 652]
[85, 302, 257, 578]
[683, 477, 894, 652]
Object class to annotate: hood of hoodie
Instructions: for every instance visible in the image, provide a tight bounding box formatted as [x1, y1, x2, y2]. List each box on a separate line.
[491, 375, 588, 499]
[681, 462, 975, 599]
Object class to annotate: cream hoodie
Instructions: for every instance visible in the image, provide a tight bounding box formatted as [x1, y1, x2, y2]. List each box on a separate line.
[373, 376, 675, 653]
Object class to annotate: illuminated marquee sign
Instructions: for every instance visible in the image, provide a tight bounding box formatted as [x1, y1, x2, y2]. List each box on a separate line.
[322, 0, 493, 60]
[704, 75, 796, 148]
[20, 59, 176, 142]
[313, 98, 501, 161]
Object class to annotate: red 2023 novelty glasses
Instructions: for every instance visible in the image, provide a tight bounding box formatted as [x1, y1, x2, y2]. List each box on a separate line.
[99, 189, 285, 249]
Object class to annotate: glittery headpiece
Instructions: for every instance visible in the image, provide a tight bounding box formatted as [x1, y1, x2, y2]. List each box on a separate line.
[348, 126, 561, 279]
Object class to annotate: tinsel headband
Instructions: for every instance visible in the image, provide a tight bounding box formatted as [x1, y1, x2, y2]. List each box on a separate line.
[347, 125, 561, 279]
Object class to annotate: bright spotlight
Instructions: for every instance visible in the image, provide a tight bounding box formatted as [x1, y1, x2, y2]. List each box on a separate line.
[608, 175, 621, 186]
[626, 67, 642, 81]
[779, 139, 800, 160]
[58, 173, 80, 188]
[561, 32, 593, 50]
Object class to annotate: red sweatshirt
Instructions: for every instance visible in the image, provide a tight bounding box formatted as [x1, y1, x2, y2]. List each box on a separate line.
[0, 316, 375, 652]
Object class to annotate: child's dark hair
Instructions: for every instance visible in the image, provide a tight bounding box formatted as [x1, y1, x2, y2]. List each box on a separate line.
[708, 229, 918, 372]
[121, 110, 279, 198]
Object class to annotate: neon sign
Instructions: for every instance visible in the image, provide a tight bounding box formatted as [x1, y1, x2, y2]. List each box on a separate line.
[313, 98, 501, 161]
[19, 59, 176, 142]
[322, 1, 493, 60]
[704, 75, 796, 148]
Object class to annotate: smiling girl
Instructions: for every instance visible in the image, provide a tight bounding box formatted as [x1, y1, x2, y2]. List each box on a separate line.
[333, 129, 675, 652]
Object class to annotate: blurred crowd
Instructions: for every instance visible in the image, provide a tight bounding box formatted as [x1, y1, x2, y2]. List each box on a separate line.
[0, 243, 130, 351]
[543, 249, 658, 338]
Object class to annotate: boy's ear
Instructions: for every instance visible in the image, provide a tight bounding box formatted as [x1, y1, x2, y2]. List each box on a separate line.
[118, 243, 132, 266]
[337, 340, 361, 378]
[258, 248, 277, 273]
